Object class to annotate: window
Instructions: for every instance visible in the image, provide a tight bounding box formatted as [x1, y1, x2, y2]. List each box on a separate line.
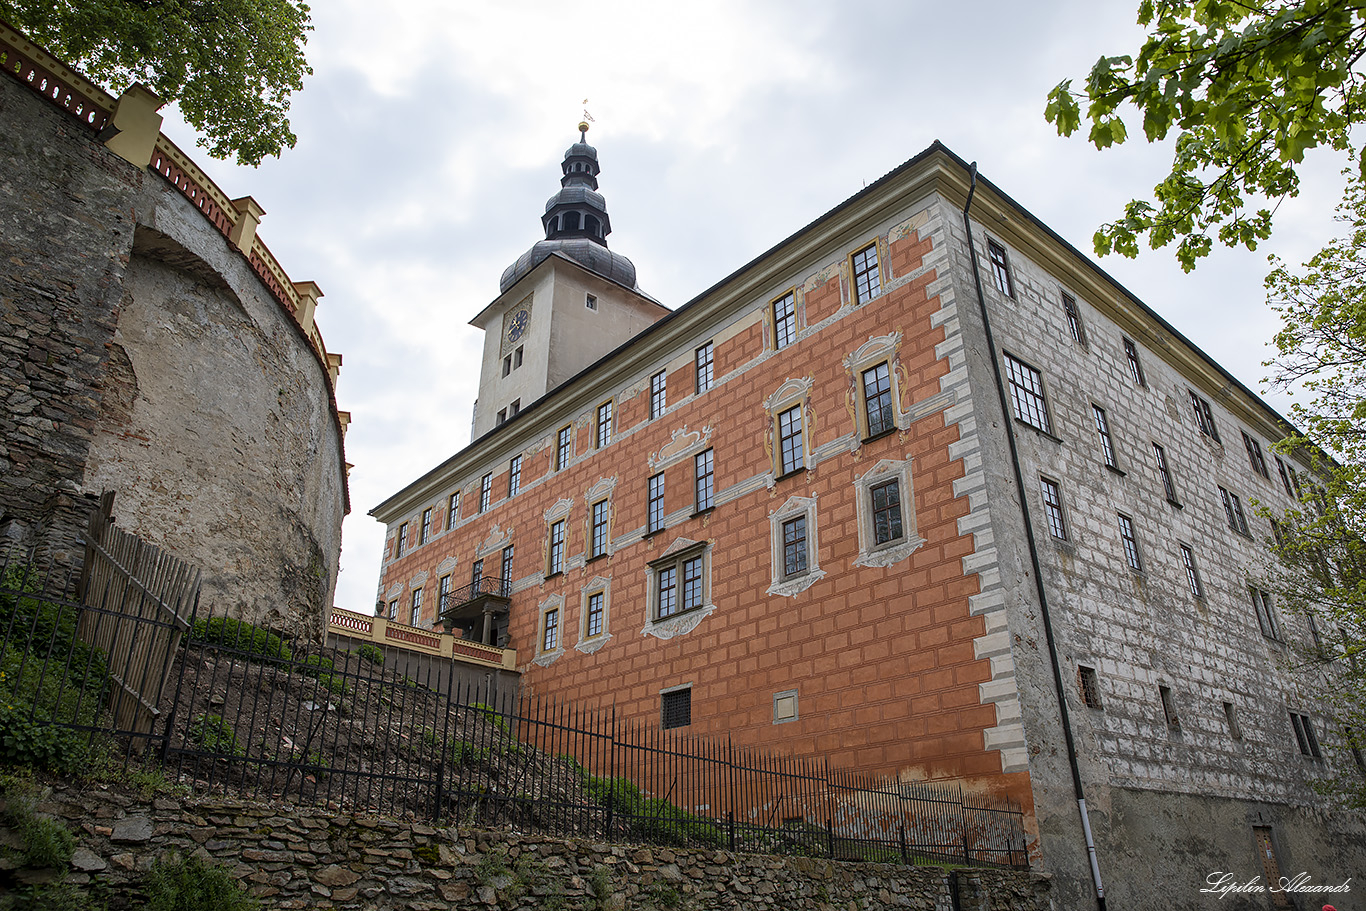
[851, 242, 881, 303]
[420, 508, 432, 545]
[661, 687, 691, 730]
[497, 408, 507, 426]
[657, 554, 703, 619]
[1219, 486, 1251, 537]
[585, 293, 597, 311]
[1189, 390, 1221, 442]
[1224, 702, 1242, 741]
[479, 474, 492, 512]
[508, 455, 521, 497]
[438, 575, 452, 617]
[509, 399, 520, 418]
[1123, 337, 1146, 387]
[1040, 478, 1068, 541]
[1251, 587, 1280, 640]
[862, 363, 894, 439]
[986, 238, 1014, 298]
[1092, 405, 1118, 470]
[502, 355, 511, 377]
[695, 449, 714, 512]
[514, 346, 523, 369]
[1004, 354, 1052, 433]
[556, 425, 572, 471]
[1242, 431, 1270, 478]
[585, 591, 605, 638]
[1159, 685, 1181, 731]
[871, 479, 903, 545]
[1179, 544, 1202, 598]
[501, 545, 514, 586]
[1077, 665, 1103, 709]
[548, 520, 565, 576]
[647, 474, 665, 534]
[447, 492, 460, 530]
[650, 371, 666, 419]
[1062, 292, 1086, 345]
[590, 499, 609, 558]
[1290, 712, 1323, 759]
[596, 400, 613, 448]
[542, 607, 560, 652]
[781, 515, 808, 578]
[395, 523, 407, 558]
[777, 405, 805, 475]
[1118, 513, 1142, 571]
[387, 599, 398, 620]
[773, 690, 798, 725]
[773, 292, 796, 350]
[471, 559, 483, 587]
[1276, 456, 1296, 498]
[695, 342, 714, 393]
[1153, 443, 1180, 505]
[410, 588, 423, 626]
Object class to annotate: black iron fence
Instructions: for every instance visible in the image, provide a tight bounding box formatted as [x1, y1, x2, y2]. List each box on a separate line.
[0, 551, 1028, 870]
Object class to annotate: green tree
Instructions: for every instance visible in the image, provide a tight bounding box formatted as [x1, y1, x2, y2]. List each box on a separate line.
[1045, 0, 1366, 270]
[1264, 175, 1366, 805]
[1, 0, 312, 166]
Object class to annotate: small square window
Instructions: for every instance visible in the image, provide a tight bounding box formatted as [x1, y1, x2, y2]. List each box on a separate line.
[862, 362, 894, 439]
[695, 449, 714, 513]
[1040, 478, 1067, 541]
[773, 689, 798, 725]
[661, 688, 691, 730]
[1062, 292, 1086, 345]
[986, 238, 1014, 298]
[1077, 665, 1102, 709]
[1123, 337, 1146, 387]
[777, 405, 804, 475]
[585, 293, 597, 310]
[496, 408, 507, 426]
[419, 508, 432, 545]
[695, 342, 714, 393]
[509, 398, 520, 418]
[773, 292, 797, 350]
[852, 243, 881, 303]
[650, 370, 667, 419]
[1004, 353, 1052, 434]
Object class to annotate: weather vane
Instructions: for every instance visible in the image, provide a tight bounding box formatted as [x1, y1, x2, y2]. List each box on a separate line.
[580, 99, 595, 139]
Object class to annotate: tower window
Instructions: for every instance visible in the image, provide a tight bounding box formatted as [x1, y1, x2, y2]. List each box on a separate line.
[564, 212, 581, 231]
[585, 215, 600, 236]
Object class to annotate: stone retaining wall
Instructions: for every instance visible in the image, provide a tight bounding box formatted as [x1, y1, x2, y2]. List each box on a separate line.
[6, 783, 1051, 910]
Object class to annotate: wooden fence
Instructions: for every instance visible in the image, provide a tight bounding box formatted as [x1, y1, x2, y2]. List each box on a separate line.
[77, 492, 201, 744]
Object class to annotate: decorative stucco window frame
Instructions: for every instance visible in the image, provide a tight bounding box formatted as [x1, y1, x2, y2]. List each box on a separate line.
[583, 477, 616, 562]
[765, 377, 813, 482]
[543, 498, 574, 576]
[642, 536, 714, 641]
[767, 495, 824, 597]
[843, 333, 906, 443]
[533, 594, 565, 667]
[853, 456, 925, 567]
[576, 575, 612, 654]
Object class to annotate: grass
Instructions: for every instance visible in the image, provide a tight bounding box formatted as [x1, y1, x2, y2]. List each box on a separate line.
[143, 853, 257, 911]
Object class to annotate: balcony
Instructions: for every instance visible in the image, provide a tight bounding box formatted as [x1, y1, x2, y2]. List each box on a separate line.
[327, 608, 516, 670]
[439, 577, 511, 646]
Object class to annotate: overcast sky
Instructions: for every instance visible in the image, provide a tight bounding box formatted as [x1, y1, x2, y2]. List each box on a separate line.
[158, 0, 1350, 615]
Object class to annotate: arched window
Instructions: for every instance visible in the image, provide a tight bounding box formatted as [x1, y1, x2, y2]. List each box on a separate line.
[563, 211, 581, 231]
[585, 215, 600, 236]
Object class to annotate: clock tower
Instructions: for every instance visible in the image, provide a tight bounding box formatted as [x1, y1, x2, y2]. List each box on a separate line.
[468, 124, 669, 439]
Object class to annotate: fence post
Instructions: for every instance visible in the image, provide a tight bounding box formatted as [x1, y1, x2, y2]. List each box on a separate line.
[900, 823, 908, 864]
[727, 811, 735, 851]
[432, 757, 445, 822]
[604, 704, 616, 837]
[823, 757, 835, 859]
[959, 784, 971, 866]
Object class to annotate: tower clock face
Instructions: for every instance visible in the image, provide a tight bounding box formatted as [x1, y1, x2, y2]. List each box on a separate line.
[506, 308, 530, 342]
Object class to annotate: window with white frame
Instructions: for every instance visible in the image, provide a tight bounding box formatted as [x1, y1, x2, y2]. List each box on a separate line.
[777, 405, 805, 475]
[647, 473, 665, 534]
[657, 551, 704, 619]
[1040, 477, 1068, 541]
[1004, 353, 1052, 434]
[596, 400, 613, 448]
[854, 457, 923, 567]
[768, 496, 823, 595]
[542, 606, 560, 652]
[863, 363, 895, 439]
[508, 455, 521, 497]
[585, 590, 605, 638]
[447, 492, 460, 530]
[695, 342, 714, 393]
[773, 292, 797, 350]
[479, 474, 492, 512]
[851, 242, 881, 303]
[410, 588, 423, 626]
[695, 449, 714, 512]
[986, 238, 1014, 298]
[650, 370, 667, 419]
[643, 539, 713, 638]
[438, 574, 452, 617]
[589, 499, 609, 559]
[395, 522, 408, 558]
[1219, 485, 1251, 537]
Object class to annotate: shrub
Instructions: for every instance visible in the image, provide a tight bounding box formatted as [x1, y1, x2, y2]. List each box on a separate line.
[0, 882, 108, 911]
[299, 654, 345, 694]
[581, 773, 723, 848]
[143, 853, 257, 911]
[469, 702, 509, 734]
[2, 777, 75, 870]
[187, 714, 241, 757]
[189, 617, 291, 664]
[357, 643, 384, 666]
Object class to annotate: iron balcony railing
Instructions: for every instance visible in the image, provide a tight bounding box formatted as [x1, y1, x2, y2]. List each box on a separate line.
[440, 577, 511, 617]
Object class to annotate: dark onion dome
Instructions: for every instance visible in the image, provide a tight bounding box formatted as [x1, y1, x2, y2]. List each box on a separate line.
[499, 122, 640, 293]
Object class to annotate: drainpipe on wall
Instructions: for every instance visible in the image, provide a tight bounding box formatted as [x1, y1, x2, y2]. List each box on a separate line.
[961, 163, 1106, 911]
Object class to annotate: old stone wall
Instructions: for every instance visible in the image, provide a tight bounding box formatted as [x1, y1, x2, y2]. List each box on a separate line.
[0, 57, 347, 638]
[8, 783, 1051, 911]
